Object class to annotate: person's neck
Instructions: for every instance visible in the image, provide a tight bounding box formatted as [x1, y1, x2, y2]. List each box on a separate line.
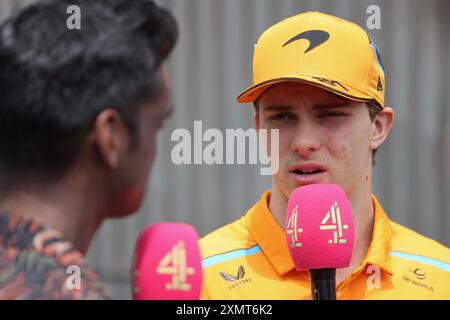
[0, 175, 105, 255]
[269, 179, 374, 284]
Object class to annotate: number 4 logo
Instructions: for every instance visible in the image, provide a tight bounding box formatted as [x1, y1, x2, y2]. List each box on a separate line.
[286, 205, 303, 248]
[156, 241, 195, 291]
[319, 201, 348, 245]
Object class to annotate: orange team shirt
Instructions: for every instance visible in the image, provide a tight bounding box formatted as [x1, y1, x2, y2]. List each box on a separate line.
[199, 191, 450, 299]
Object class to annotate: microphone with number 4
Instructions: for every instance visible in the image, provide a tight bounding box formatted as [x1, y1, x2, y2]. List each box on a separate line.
[132, 222, 203, 300]
[285, 183, 355, 300]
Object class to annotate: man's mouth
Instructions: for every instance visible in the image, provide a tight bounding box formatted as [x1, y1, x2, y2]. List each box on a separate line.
[292, 168, 325, 175]
[288, 165, 327, 185]
[288, 164, 327, 177]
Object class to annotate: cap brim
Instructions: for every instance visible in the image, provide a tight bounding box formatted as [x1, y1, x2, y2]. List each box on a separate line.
[237, 76, 373, 104]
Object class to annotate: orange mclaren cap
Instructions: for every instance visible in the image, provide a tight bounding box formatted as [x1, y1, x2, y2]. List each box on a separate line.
[237, 11, 386, 108]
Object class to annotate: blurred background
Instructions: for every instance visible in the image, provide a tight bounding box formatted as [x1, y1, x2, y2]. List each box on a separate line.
[1, 0, 449, 299]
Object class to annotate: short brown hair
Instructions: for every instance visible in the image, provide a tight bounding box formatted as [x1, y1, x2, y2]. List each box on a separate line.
[367, 101, 383, 166]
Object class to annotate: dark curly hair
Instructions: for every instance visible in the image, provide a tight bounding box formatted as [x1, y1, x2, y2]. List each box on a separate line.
[0, 0, 178, 182]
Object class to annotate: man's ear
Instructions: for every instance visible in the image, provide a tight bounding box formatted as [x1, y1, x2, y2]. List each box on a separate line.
[92, 109, 130, 169]
[370, 107, 395, 151]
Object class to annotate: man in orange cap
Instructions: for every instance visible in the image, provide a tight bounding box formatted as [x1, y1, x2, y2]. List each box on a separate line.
[200, 11, 450, 299]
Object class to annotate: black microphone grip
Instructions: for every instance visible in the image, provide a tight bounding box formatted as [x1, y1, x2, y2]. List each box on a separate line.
[310, 268, 336, 300]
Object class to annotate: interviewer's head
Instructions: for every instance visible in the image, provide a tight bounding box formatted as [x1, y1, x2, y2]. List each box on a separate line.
[0, 0, 178, 217]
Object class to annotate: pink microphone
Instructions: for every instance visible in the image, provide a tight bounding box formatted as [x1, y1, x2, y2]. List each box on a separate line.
[285, 184, 355, 300]
[132, 223, 202, 300]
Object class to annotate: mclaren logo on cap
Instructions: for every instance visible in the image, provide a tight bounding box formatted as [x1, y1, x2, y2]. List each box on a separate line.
[282, 30, 330, 53]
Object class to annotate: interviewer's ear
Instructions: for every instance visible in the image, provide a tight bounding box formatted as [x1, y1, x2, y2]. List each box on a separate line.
[370, 107, 395, 151]
[92, 109, 130, 169]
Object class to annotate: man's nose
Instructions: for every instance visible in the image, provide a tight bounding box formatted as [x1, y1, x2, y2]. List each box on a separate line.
[290, 120, 321, 157]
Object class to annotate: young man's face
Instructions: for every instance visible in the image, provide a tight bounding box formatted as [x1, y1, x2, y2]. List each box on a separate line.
[255, 82, 380, 200]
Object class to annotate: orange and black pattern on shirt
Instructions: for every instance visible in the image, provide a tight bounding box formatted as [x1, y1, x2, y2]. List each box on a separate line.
[0, 213, 111, 299]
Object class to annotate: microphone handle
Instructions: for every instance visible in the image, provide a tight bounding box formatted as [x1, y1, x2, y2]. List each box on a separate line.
[310, 268, 336, 300]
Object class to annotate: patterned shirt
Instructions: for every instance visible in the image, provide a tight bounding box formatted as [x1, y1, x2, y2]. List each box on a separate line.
[0, 212, 111, 299]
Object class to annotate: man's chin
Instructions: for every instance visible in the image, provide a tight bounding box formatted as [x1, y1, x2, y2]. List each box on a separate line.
[107, 187, 146, 218]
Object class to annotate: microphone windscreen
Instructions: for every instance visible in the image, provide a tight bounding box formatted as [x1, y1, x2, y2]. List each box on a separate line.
[285, 183, 355, 270]
[132, 222, 202, 300]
